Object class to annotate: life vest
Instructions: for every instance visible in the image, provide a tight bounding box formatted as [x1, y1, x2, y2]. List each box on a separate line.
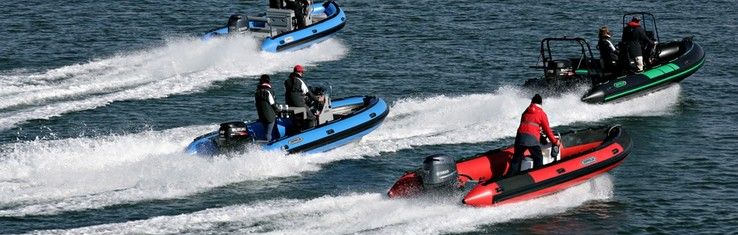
[516, 103, 558, 146]
[255, 84, 277, 123]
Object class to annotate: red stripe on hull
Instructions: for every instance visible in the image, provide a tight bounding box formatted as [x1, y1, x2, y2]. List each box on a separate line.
[528, 144, 623, 182]
[493, 159, 623, 206]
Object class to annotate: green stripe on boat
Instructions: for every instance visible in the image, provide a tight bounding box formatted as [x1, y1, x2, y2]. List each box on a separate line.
[604, 58, 705, 101]
[575, 69, 588, 75]
[642, 63, 680, 79]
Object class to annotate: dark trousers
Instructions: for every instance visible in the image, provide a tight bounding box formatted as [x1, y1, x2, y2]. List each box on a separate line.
[261, 121, 277, 142]
[507, 145, 543, 176]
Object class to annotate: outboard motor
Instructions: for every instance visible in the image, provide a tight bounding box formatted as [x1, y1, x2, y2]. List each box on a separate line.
[217, 121, 251, 148]
[545, 60, 573, 80]
[419, 154, 459, 189]
[227, 14, 249, 33]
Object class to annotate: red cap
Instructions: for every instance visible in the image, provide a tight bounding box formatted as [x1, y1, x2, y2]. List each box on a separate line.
[294, 64, 304, 73]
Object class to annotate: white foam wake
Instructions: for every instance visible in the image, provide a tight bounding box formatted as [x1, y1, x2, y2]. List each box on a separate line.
[0, 85, 679, 216]
[0, 35, 348, 130]
[0, 126, 325, 216]
[36, 175, 614, 234]
[319, 85, 681, 158]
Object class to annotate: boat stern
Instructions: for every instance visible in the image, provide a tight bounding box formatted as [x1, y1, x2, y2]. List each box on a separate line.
[185, 132, 219, 156]
[387, 171, 424, 198]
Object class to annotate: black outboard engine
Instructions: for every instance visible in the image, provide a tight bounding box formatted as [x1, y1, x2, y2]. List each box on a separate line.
[217, 121, 251, 148]
[419, 154, 459, 189]
[227, 14, 249, 33]
[545, 59, 573, 81]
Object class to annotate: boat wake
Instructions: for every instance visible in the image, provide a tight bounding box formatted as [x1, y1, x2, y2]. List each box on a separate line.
[39, 175, 614, 234]
[321, 85, 681, 158]
[0, 35, 348, 130]
[0, 85, 680, 216]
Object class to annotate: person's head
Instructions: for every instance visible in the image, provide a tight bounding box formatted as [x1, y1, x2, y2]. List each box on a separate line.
[293, 64, 305, 75]
[259, 74, 270, 84]
[626, 17, 641, 28]
[532, 94, 543, 105]
[599, 26, 611, 39]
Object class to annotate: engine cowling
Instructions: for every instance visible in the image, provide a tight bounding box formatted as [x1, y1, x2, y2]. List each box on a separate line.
[218, 122, 251, 148]
[227, 14, 249, 33]
[419, 154, 459, 189]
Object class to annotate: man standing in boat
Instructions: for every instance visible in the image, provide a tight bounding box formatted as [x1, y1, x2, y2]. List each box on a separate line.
[597, 26, 619, 78]
[285, 0, 311, 28]
[621, 17, 655, 72]
[507, 94, 560, 177]
[284, 64, 319, 133]
[269, 0, 284, 8]
[255, 75, 280, 142]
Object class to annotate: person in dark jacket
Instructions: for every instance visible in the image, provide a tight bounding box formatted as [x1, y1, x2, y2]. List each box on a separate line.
[255, 74, 279, 142]
[284, 64, 318, 132]
[269, 0, 284, 8]
[621, 17, 655, 72]
[285, 0, 310, 28]
[597, 26, 619, 76]
[506, 94, 560, 177]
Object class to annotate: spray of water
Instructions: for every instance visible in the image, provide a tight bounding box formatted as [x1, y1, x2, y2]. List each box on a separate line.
[321, 85, 680, 158]
[37, 175, 615, 234]
[0, 35, 348, 130]
[0, 85, 680, 216]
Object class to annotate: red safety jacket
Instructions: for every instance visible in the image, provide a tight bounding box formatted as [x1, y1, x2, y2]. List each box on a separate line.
[516, 103, 558, 146]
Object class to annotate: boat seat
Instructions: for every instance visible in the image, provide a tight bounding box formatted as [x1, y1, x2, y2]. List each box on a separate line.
[267, 8, 295, 35]
[519, 143, 557, 172]
[285, 107, 308, 119]
[317, 95, 334, 125]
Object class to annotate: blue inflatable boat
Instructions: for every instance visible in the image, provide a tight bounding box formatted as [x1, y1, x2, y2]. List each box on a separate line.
[186, 95, 389, 155]
[202, 1, 346, 52]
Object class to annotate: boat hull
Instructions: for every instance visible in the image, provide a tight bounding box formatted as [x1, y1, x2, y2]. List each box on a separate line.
[186, 96, 389, 155]
[582, 38, 705, 103]
[387, 126, 632, 207]
[202, 1, 346, 53]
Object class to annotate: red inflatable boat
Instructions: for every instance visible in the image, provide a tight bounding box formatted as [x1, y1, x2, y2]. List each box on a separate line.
[387, 125, 631, 207]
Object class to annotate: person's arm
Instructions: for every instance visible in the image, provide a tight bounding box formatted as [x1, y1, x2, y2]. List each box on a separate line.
[639, 29, 655, 45]
[540, 112, 559, 146]
[299, 79, 319, 102]
[608, 40, 617, 52]
[305, 91, 318, 103]
[267, 90, 279, 111]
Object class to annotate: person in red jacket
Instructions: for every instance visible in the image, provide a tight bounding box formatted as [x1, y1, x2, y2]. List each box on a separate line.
[506, 94, 560, 176]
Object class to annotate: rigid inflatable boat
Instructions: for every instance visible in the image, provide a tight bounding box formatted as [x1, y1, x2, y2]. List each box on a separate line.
[387, 125, 631, 207]
[581, 36, 705, 103]
[524, 12, 705, 103]
[186, 94, 389, 155]
[202, 1, 346, 52]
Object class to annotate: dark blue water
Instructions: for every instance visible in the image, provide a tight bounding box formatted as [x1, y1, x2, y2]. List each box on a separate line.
[1, 0, 736, 234]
